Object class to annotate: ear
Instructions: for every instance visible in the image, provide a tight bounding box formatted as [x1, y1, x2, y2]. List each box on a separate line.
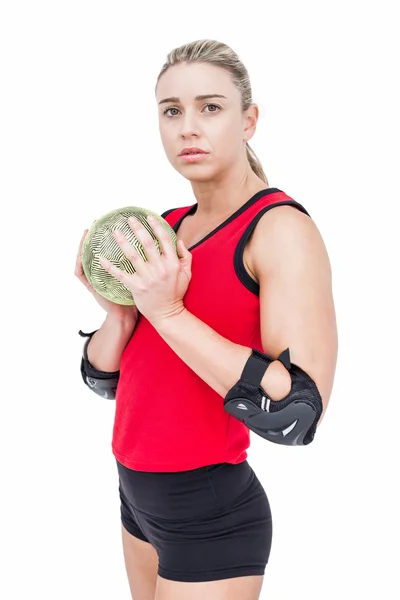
[243, 104, 259, 142]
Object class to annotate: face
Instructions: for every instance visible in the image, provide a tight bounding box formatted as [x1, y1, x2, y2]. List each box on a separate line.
[155, 62, 258, 183]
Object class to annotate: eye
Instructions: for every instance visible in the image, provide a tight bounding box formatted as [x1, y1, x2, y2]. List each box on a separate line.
[204, 103, 221, 113]
[163, 107, 181, 117]
[162, 103, 221, 117]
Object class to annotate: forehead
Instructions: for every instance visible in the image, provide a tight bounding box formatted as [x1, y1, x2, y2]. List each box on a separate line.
[156, 62, 238, 102]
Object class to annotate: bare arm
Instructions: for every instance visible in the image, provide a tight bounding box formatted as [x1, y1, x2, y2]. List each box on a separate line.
[152, 205, 337, 424]
[84, 313, 138, 372]
[251, 206, 338, 421]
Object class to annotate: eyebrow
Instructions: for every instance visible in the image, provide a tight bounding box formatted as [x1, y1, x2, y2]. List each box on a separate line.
[158, 94, 227, 105]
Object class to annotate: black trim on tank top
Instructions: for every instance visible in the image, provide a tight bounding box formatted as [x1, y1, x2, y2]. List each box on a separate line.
[234, 200, 311, 296]
[165, 188, 282, 252]
[161, 208, 178, 219]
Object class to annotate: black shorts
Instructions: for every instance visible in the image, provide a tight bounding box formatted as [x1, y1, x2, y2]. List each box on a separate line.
[117, 458, 273, 583]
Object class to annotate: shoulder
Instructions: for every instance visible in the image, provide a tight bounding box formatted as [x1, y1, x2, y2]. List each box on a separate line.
[249, 204, 331, 280]
[161, 208, 179, 219]
[251, 204, 337, 417]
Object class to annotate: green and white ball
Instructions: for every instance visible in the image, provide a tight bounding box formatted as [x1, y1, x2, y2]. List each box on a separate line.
[81, 206, 178, 306]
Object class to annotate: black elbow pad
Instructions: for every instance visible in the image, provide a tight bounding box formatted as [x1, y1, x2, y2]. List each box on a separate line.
[79, 330, 120, 400]
[224, 348, 323, 446]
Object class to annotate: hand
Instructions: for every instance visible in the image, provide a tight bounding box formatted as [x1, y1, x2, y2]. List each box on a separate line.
[98, 214, 193, 325]
[75, 225, 139, 325]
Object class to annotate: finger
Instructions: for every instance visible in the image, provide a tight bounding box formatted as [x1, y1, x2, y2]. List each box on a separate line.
[178, 240, 192, 262]
[77, 229, 88, 254]
[177, 240, 193, 277]
[112, 227, 145, 276]
[177, 239, 189, 257]
[145, 215, 176, 261]
[75, 229, 89, 276]
[127, 216, 160, 263]
[75, 222, 95, 276]
[77, 221, 95, 262]
[98, 256, 133, 287]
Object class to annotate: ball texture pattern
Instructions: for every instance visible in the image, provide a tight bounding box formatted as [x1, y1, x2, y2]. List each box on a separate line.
[81, 206, 178, 306]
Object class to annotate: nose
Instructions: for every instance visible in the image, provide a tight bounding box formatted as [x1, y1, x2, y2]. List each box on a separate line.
[179, 109, 200, 139]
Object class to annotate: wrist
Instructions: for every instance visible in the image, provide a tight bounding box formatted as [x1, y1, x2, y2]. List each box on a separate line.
[106, 311, 138, 330]
[150, 304, 187, 331]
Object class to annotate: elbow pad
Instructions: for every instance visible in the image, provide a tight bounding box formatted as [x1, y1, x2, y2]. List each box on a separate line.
[79, 330, 120, 400]
[224, 348, 323, 446]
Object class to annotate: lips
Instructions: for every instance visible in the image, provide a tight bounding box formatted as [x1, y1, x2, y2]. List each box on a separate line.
[179, 147, 208, 156]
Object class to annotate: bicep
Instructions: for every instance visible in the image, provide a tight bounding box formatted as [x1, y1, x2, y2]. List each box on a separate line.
[255, 208, 338, 415]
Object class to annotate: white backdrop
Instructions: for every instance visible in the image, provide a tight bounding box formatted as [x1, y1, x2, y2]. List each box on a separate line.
[1, 1, 399, 598]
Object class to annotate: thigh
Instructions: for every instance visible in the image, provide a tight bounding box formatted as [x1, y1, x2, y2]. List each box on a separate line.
[119, 479, 159, 599]
[117, 459, 272, 591]
[154, 469, 272, 583]
[155, 573, 264, 600]
[121, 524, 159, 600]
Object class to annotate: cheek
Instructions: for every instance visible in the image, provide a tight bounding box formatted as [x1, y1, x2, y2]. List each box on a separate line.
[211, 118, 243, 159]
[159, 126, 176, 159]
[158, 123, 170, 146]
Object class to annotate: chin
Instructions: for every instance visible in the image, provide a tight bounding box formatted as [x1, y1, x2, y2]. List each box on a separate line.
[173, 162, 220, 183]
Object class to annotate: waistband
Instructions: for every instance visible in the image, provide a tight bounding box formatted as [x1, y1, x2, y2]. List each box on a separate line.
[116, 459, 254, 521]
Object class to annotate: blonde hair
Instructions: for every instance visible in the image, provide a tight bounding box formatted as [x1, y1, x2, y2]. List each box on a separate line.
[156, 39, 269, 185]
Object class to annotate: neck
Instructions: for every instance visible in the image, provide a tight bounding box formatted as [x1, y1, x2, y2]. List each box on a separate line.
[190, 167, 268, 220]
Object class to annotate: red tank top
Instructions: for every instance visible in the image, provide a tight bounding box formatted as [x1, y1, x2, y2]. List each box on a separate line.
[111, 187, 309, 472]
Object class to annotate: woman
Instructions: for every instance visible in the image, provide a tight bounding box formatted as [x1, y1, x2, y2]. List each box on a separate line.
[76, 39, 337, 600]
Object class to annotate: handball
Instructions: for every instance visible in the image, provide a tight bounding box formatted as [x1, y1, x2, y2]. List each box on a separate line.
[81, 206, 178, 306]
